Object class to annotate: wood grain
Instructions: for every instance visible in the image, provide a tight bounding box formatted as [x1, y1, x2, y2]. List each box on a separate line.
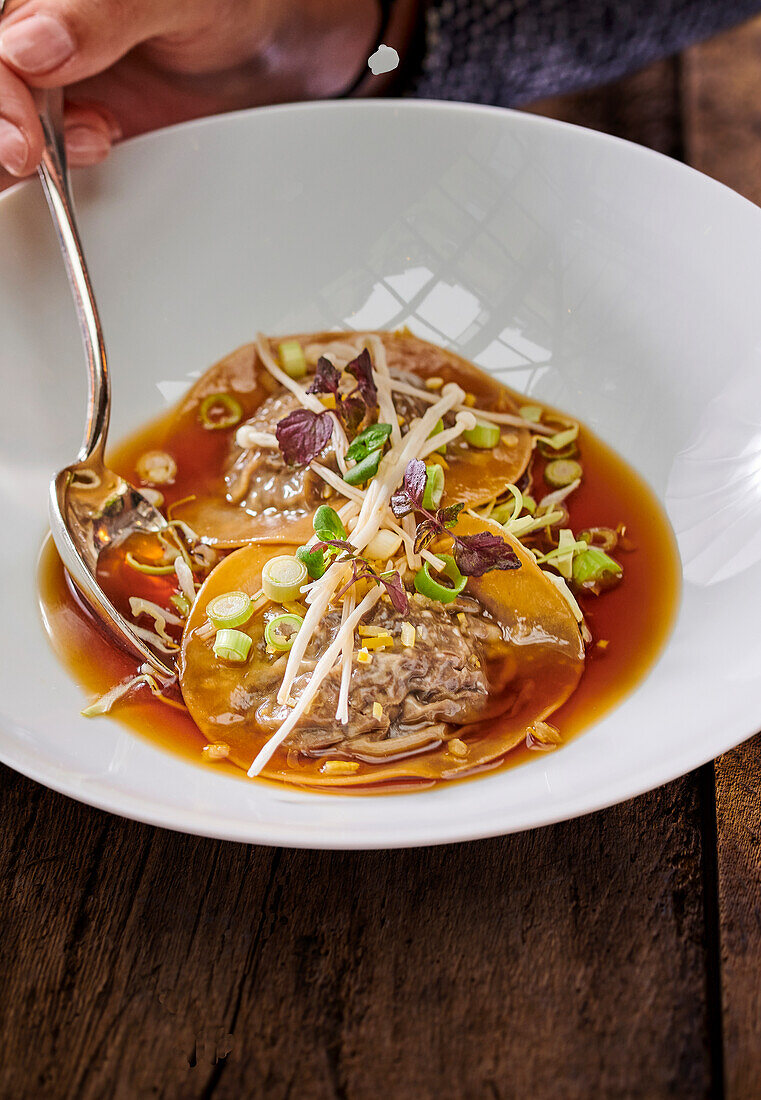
[0, 767, 711, 1099]
[682, 16, 761, 1099]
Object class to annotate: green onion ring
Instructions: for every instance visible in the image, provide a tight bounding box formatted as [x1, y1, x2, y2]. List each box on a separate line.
[264, 613, 304, 651]
[413, 555, 467, 604]
[199, 393, 243, 430]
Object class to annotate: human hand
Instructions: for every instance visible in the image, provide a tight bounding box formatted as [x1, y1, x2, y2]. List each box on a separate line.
[0, 0, 381, 177]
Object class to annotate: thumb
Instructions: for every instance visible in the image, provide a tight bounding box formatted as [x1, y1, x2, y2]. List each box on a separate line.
[0, 0, 183, 86]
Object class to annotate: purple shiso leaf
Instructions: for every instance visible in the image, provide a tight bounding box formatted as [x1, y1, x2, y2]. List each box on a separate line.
[452, 531, 521, 577]
[439, 502, 464, 528]
[390, 458, 427, 517]
[413, 519, 438, 555]
[341, 394, 366, 434]
[345, 348, 378, 412]
[307, 357, 342, 397]
[275, 408, 334, 467]
[379, 570, 409, 614]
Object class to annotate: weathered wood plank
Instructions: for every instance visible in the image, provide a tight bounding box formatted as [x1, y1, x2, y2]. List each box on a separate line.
[682, 17, 761, 1097]
[683, 15, 761, 207]
[0, 765, 710, 1100]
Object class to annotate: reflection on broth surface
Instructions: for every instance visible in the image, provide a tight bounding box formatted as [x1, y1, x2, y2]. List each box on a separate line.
[38, 331, 680, 793]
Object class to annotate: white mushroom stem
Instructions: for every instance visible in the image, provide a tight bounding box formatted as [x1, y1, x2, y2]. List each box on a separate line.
[311, 462, 364, 503]
[336, 591, 356, 724]
[369, 334, 402, 448]
[388, 376, 554, 435]
[250, 585, 383, 775]
[418, 410, 477, 457]
[330, 415, 349, 475]
[402, 513, 419, 570]
[234, 426, 278, 450]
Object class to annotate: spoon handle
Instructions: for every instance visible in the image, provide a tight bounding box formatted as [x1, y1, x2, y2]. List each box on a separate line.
[36, 88, 110, 465]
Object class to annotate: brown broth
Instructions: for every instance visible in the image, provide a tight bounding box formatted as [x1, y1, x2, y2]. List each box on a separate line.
[38, 381, 680, 794]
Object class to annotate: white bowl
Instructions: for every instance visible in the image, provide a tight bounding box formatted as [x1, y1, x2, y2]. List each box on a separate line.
[2, 100, 760, 849]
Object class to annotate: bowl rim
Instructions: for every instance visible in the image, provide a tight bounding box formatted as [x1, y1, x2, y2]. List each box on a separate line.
[3, 97, 761, 848]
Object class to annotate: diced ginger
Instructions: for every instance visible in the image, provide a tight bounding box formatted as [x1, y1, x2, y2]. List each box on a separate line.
[359, 625, 390, 637]
[501, 432, 519, 447]
[357, 647, 373, 664]
[425, 376, 444, 391]
[463, 392, 476, 407]
[400, 622, 416, 648]
[203, 742, 230, 762]
[372, 701, 383, 720]
[321, 760, 360, 775]
[318, 394, 337, 409]
[448, 738, 468, 758]
[362, 635, 393, 650]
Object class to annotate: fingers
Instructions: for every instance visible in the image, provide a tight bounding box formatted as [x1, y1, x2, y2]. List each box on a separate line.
[0, 57, 42, 175]
[0, 0, 173, 88]
[63, 100, 121, 166]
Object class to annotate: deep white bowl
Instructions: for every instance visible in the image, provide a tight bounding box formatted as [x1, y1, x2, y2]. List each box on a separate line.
[2, 100, 760, 848]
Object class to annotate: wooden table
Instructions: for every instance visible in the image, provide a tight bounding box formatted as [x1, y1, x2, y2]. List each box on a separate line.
[3, 18, 761, 1099]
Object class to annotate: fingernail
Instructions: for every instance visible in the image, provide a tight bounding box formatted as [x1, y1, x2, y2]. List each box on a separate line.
[0, 14, 76, 74]
[65, 125, 111, 162]
[0, 119, 29, 175]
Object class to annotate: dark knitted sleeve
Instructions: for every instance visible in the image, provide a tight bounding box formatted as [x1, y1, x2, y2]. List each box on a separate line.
[401, 0, 761, 105]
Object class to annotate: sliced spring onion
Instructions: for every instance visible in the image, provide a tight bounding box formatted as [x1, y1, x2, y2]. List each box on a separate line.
[125, 551, 175, 575]
[278, 340, 307, 380]
[296, 544, 327, 580]
[428, 419, 447, 455]
[261, 556, 309, 602]
[213, 628, 252, 663]
[345, 422, 392, 463]
[422, 464, 445, 509]
[544, 459, 583, 489]
[572, 548, 622, 585]
[199, 393, 242, 430]
[522, 494, 537, 515]
[491, 483, 523, 525]
[414, 554, 467, 604]
[264, 613, 304, 651]
[519, 404, 543, 423]
[206, 590, 254, 629]
[135, 450, 176, 485]
[170, 593, 191, 617]
[537, 424, 579, 453]
[364, 528, 403, 561]
[537, 438, 579, 460]
[577, 526, 618, 552]
[503, 508, 565, 539]
[343, 448, 382, 486]
[463, 420, 501, 449]
[552, 528, 579, 581]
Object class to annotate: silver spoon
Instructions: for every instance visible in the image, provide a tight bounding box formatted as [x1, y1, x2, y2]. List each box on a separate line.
[39, 89, 175, 677]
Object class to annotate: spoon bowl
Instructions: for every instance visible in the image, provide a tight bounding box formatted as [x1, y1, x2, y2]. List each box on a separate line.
[38, 88, 174, 677]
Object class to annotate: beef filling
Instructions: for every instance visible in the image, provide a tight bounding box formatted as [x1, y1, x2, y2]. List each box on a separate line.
[249, 593, 510, 761]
